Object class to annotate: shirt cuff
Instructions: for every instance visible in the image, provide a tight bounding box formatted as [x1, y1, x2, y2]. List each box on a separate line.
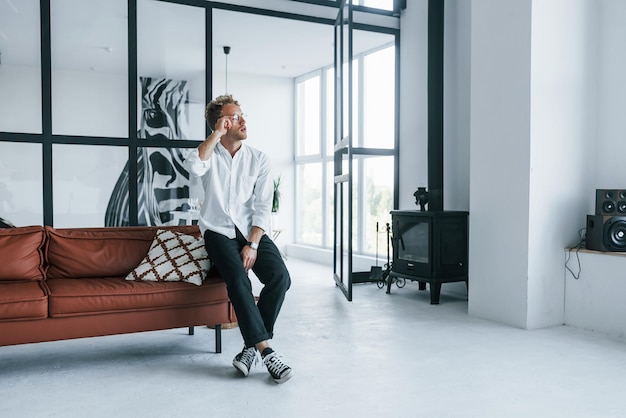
[186, 149, 210, 174]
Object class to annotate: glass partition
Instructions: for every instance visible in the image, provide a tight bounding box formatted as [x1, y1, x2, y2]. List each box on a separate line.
[1, 0, 397, 236]
[0, 0, 41, 133]
[137, 0, 205, 141]
[51, 0, 128, 137]
[0, 142, 43, 226]
[53, 144, 128, 228]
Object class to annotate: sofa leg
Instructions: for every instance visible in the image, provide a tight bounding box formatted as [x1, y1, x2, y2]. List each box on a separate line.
[188, 326, 194, 335]
[215, 324, 222, 353]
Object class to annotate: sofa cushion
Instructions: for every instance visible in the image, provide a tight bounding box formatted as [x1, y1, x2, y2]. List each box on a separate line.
[47, 270, 227, 317]
[126, 229, 210, 286]
[0, 226, 45, 281]
[0, 281, 48, 321]
[45, 225, 201, 279]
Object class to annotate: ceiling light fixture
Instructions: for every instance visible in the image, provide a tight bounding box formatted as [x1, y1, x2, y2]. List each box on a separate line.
[223, 46, 230, 94]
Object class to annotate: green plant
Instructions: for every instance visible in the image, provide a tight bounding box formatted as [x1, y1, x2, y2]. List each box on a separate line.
[272, 176, 282, 213]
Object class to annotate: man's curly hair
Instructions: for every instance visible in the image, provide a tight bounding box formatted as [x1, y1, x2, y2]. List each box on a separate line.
[205, 94, 240, 130]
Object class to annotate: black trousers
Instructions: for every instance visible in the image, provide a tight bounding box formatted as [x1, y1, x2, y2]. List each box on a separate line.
[203, 228, 291, 348]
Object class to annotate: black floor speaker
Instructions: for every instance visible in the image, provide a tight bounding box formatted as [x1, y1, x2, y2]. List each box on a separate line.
[586, 215, 626, 252]
[595, 189, 626, 215]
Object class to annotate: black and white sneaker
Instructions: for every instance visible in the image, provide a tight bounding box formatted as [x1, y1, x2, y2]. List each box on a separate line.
[262, 349, 294, 384]
[232, 346, 258, 377]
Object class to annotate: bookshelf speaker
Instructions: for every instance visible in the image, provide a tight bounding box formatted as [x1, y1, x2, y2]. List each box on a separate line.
[595, 189, 626, 216]
[586, 214, 626, 252]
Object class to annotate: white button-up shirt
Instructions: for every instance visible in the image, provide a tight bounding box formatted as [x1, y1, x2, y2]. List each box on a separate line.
[184, 142, 273, 240]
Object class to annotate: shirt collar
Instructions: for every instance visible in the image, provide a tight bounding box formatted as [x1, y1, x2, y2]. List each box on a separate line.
[217, 140, 247, 158]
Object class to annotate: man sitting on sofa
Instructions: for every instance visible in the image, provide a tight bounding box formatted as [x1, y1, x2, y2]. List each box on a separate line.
[183, 94, 293, 384]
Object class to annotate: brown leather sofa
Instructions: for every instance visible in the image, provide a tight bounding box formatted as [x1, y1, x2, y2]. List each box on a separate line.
[0, 224, 233, 352]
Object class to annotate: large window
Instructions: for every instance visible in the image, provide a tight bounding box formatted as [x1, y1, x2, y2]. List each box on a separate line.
[358, 0, 394, 10]
[295, 43, 395, 255]
[294, 0, 395, 12]
[296, 77, 321, 156]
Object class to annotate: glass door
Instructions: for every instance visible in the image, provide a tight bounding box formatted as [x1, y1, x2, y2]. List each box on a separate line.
[333, 0, 354, 301]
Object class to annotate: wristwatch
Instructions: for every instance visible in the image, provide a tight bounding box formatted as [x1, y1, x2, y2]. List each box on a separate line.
[247, 241, 259, 250]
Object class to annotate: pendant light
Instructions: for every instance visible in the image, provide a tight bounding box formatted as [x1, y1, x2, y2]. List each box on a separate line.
[223, 46, 231, 93]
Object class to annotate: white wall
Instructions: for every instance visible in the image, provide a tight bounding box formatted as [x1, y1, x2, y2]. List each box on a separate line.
[398, 0, 429, 210]
[596, 0, 626, 189]
[432, 0, 613, 330]
[399, 0, 470, 214]
[464, 0, 600, 329]
[527, 0, 597, 328]
[443, 0, 471, 212]
[560, 0, 626, 338]
[467, 0, 533, 328]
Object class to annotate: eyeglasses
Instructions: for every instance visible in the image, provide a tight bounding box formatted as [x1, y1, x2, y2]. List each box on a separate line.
[224, 113, 246, 122]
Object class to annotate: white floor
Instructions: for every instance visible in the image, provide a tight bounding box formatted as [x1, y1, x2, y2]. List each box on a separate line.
[1, 258, 626, 418]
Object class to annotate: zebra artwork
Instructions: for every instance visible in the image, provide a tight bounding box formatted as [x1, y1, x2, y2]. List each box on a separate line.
[105, 77, 194, 227]
[0, 217, 15, 228]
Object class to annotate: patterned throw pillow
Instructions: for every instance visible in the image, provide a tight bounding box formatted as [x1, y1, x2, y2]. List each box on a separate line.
[126, 229, 210, 286]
